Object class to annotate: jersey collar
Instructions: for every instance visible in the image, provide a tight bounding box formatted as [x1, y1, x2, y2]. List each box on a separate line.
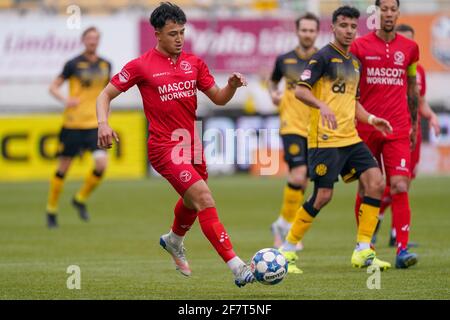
[153, 47, 184, 62]
[372, 30, 398, 44]
[329, 42, 351, 59]
[294, 46, 318, 60]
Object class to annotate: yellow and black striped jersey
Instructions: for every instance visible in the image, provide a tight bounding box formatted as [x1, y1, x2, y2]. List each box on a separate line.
[60, 54, 111, 129]
[298, 43, 362, 148]
[271, 49, 316, 137]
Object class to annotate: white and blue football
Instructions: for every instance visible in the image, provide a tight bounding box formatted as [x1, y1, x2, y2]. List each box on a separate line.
[250, 248, 288, 285]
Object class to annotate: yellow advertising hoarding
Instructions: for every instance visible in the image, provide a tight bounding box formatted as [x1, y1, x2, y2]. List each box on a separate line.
[0, 112, 147, 181]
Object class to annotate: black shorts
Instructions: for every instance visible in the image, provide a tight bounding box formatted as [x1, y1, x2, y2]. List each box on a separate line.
[281, 134, 308, 169]
[58, 128, 100, 157]
[308, 142, 379, 188]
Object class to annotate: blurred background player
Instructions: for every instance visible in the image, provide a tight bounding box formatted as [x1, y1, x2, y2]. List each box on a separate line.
[279, 6, 393, 273]
[269, 13, 320, 252]
[371, 23, 441, 247]
[46, 27, 111, 228]
[96, 2, 255, 287]
[350, 0, 421, 269]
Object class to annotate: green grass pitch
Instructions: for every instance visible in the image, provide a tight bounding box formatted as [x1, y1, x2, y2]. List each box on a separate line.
[1, 176, 449, 299]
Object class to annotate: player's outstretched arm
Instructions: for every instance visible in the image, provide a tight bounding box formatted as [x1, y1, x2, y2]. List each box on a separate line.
[204, 72, 247, 106]
[96, 83, 121, 149]
[295, 85, 337, 130]
[356, 101, 393, 136]
[419, 97, 441, 136]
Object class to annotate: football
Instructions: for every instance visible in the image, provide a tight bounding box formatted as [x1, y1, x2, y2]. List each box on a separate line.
[250, 248, 288, 285]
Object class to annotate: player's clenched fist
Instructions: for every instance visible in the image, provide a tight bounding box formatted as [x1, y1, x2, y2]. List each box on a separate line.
[97, 122, 119, 149]
[228, 72, 247, 88]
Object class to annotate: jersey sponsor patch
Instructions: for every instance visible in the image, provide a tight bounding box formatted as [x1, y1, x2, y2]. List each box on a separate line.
[365, 56, 381, 61]
[288, 143, 300, 155]
[300, 70, 311, 81]
[119, 70, 130, 83]
[283, 58, 298, 64]
[180, 60, 192, 71]
[394, 51, 405, 66]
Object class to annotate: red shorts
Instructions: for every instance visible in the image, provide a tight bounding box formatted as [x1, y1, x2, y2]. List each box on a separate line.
[149, 147, 208, 196]
[358, 130, 411, 180]
[410, 130, 422, 179]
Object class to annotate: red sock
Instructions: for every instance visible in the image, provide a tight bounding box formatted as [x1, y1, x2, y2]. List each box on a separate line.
[391, 192, 411, 253]
[171, 198, 198, 236]
[355, 193, 362, 226]
[380, 186, 391, 218]
[198, 207, 236, 262]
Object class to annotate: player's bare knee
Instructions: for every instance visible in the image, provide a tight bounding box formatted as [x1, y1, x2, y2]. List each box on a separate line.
[314, 190, 333, 209]
[391, 180, 408, 194]
[93, 150, 108, 172]
[288, 176, 307, 189]
[194, 191, 215, 211]
[367, 177, 385, 198]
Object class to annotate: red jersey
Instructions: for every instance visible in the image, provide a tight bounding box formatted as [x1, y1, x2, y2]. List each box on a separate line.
[350, 32, 419, 135]
[111, 49, 215, 163]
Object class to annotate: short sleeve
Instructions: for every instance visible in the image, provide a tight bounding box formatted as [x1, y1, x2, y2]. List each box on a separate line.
[60, 60, 75, 79]
[410, 42, 420, 66]
[110, 58, 143, 92]
[297, 52, 327, 89]
[270, 56, 284, 82]
[197, 58, 215, 92]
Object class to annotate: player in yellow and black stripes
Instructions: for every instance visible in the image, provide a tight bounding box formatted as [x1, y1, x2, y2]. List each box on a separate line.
[279, 6, 393, 273]
[46, 26, 111, 228]
[269, 13, 320, 253]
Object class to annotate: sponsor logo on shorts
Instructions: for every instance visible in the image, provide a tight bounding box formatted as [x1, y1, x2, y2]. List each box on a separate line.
[396, 158, 409, 172]
[179, 170, 192, 183]
[315, 164, 328, 176]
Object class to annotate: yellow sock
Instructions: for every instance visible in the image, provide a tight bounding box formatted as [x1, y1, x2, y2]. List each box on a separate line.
[357, 198, 381, 243]
[75, 171, 102, 203]
[46, 174, 65, 213]
[286, 206, 314, 244]
[279, 184, 304, 223]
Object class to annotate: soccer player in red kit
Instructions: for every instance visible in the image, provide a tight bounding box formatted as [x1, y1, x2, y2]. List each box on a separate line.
[96, 2, 255, 287]
[371, 24, 441, 247]
[350, 0, 420, 268]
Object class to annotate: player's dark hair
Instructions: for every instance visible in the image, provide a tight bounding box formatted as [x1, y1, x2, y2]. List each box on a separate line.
[296, 12, 320, 31]
[332, 6, 360, 24]
[396, 24, 414, 35]
[375, 0, 400, 7]
[81, 26, 99, 39]
[150, 2, 187, 30]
